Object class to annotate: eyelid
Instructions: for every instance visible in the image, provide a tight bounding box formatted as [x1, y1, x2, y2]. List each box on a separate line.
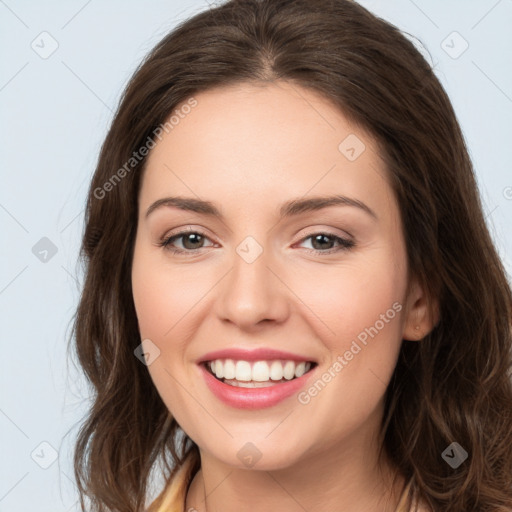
[294, 225, 353, 243]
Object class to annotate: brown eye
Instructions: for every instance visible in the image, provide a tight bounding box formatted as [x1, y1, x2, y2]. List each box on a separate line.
[176, 232, 205, 250]
[160, 230, 214, 254]
[298, 233, 355, 254]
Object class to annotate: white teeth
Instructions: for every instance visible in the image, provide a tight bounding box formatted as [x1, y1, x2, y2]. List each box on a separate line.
[294, 361, 307, 378]
[269, 360, 283, 381]
[223, 359, 236, 379]
[283, 361, 295, 380]
[207, 359, 313, 383]
[235, 361, 252, 381]
[252, 361, 270, 382]
[223, 380, 278, 388]
[213, 360, 223, 379]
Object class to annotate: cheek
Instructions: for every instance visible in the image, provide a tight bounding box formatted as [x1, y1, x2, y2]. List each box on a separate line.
[289, 255, 406, 442]
[292, 247, 407, 386]
[131, 243, 203, 425]
[131, 245, 208, 342]
[302, 257, 404, 340]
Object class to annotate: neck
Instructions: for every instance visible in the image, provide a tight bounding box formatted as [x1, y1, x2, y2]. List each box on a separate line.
[185, 414, 406, 512]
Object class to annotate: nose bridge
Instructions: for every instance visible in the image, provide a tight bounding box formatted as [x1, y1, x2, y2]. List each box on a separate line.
[215, 235, 289, 327]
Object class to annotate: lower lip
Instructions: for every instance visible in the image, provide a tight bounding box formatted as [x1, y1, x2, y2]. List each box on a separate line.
[198, 363, 316, 409]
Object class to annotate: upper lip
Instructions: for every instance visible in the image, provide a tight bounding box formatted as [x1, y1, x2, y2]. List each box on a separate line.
[197, 347, 317, 364]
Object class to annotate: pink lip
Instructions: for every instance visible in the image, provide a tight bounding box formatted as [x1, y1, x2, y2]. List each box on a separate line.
[196, 347, 316, 364]
[198, 362, 317, 410]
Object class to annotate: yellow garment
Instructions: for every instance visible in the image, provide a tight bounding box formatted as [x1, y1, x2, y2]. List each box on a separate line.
[147, 453, 197, 512]
[148, 454, 426, 512]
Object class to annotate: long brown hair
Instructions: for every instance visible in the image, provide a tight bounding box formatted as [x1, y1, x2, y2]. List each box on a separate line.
[71, 0, 512, 510]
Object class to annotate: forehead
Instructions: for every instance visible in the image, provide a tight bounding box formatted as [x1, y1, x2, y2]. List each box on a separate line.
[140, 81, 394, 219]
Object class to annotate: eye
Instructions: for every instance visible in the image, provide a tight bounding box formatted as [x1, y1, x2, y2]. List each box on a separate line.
[158, 229, 355, 256]
[159, 228, 214, 255]
[296, 232, 355, 254]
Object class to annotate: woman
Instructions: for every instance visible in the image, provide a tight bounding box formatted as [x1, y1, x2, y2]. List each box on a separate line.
[71, 1, 512, 511]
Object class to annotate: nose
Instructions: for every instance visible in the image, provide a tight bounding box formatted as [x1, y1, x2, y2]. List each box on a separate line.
[214, 246, 290, 331]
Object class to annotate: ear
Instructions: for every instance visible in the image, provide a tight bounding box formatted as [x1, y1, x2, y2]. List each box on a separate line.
[402, 276, 439, 341]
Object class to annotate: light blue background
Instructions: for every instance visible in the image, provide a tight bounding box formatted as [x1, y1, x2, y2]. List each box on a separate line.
[1, 1, 511, 510]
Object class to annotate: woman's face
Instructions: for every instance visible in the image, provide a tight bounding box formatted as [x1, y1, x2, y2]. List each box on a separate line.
[131, 81, 428, 470]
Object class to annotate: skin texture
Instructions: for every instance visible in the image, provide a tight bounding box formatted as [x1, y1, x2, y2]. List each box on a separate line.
[131, 81, 436, 512]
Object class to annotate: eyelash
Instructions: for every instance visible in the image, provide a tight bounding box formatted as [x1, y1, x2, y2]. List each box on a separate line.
[158, 228, 355, 256]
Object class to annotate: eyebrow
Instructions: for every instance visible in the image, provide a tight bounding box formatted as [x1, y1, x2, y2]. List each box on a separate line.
[145, 194, 377, 220]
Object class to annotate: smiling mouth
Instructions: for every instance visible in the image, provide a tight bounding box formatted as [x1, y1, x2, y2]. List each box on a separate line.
[202, 360, 318, 388]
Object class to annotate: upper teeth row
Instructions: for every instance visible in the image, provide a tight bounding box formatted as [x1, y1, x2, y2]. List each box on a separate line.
[208, 359, 312, 382]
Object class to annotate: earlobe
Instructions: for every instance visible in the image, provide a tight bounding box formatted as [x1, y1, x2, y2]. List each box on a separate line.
[402, 278, 439, 341]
